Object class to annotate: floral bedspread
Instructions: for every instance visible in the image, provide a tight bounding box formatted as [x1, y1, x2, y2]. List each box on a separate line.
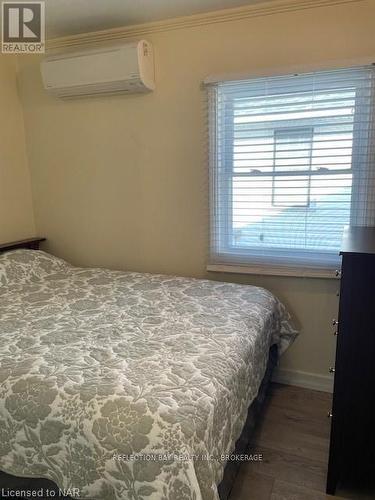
[0, 250, 297, 499]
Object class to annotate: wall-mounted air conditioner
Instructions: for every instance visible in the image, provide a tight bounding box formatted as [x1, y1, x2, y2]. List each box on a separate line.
[40, 40, 155, 98]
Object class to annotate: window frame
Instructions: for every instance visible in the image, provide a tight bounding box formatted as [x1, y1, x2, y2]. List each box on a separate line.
[208, 67, 375, 278]
[271, 126, 314, 208]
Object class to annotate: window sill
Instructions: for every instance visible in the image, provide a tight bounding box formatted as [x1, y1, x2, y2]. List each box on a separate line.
[206, 263, 338, 279]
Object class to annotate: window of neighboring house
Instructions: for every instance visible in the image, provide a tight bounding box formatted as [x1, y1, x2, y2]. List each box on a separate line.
[207, 66, 375, 275]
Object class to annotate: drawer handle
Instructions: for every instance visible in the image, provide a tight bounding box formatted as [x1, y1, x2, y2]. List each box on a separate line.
[329, 367, 335, 374]
[332, 319, 339, 326]
[327, 411, 333, 418]
[335, 270, 342, 278]
[333, 331, 338, 336]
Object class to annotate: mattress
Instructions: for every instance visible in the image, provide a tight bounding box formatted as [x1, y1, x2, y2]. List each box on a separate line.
[0, 250, 297, 500]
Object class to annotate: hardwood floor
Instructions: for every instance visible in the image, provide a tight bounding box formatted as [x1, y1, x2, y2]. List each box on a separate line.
[230, 383, 375, 500]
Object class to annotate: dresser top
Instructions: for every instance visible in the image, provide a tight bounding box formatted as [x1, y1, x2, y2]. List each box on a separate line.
[341, 226, 375, 255]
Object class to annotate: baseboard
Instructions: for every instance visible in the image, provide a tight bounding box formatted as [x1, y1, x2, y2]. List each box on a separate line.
[272, 368, 334, 393]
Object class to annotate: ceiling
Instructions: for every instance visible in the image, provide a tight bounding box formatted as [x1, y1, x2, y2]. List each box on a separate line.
[44, 0, 270, 39]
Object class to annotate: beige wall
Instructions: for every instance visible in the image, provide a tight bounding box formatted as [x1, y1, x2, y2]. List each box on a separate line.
[0, 56, 35, 242]
[17, 0, 375, 385]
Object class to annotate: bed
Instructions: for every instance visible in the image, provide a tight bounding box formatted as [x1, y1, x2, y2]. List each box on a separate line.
[0, 241, 297, 500]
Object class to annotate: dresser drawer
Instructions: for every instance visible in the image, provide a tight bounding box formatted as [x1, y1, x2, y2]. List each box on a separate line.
[327, 244, 375, 494]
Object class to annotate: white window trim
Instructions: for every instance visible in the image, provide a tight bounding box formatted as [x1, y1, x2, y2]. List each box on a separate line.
[203, 57, 375, 86]
[206, 263, 338, 279]
[207, 65, 375, 276]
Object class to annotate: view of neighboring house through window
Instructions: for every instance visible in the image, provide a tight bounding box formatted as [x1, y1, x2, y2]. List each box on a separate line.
[208, 67, 375, 271]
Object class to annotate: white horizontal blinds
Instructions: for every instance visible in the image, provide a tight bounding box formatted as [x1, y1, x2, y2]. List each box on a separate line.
[209, 66, 375, 269]
[351, 69, 375, 226]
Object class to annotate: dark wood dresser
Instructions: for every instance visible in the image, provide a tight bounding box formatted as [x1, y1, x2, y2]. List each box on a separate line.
[327, 226, 375, 495]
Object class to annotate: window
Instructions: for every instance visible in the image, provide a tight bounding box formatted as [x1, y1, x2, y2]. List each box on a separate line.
[208, 66, 375, 274]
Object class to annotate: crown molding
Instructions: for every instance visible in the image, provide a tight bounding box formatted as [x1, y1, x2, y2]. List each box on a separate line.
[47, 0, 365, 51]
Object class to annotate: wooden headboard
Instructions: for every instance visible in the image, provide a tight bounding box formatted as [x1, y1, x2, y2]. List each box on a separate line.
[0, 237, 46, 253]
